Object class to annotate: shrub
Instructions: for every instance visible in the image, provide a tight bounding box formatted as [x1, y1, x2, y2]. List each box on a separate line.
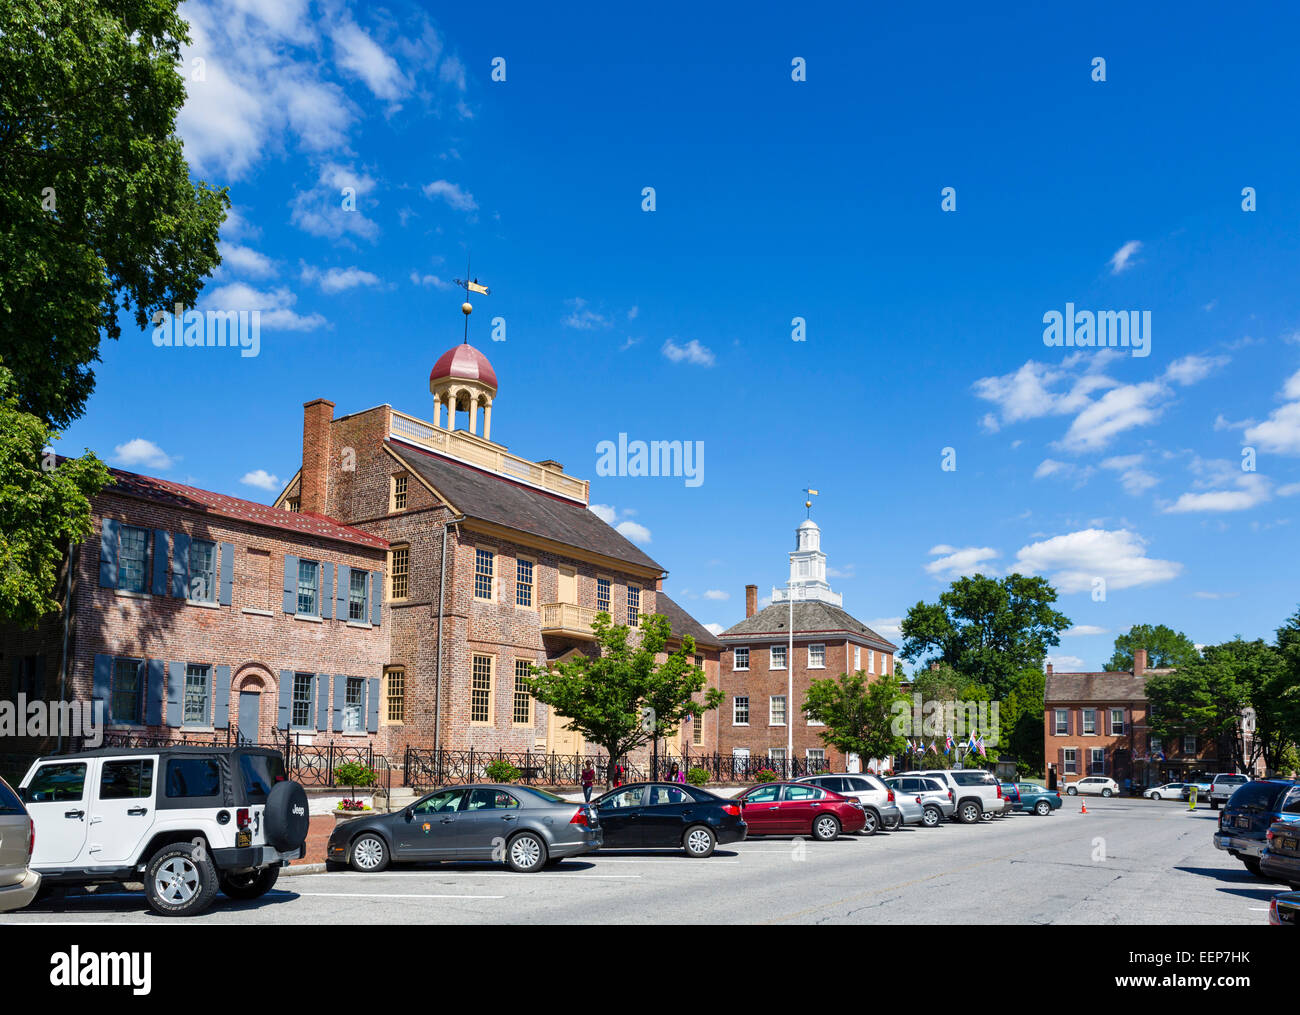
[754, 768, 778, 783]
[485, 758, 521, 783]
[686, 766, 710, 786]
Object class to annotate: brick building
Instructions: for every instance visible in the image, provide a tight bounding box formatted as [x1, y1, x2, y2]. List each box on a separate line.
[271, 337, 720, 762]
[717, 517, 897, 773]
[0, 468, 391, 755]
[1042, 648, 1244, 791]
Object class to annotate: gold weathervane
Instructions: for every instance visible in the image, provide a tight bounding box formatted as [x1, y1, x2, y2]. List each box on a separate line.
[453, 260, 491, 343]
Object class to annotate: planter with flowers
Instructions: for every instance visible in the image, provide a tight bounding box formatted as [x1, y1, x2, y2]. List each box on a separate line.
[753, 768, 778, 783]
[332, 761, 379, 821]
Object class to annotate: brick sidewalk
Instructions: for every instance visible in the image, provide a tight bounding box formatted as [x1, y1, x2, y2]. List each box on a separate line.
[293, 815, 333, 865]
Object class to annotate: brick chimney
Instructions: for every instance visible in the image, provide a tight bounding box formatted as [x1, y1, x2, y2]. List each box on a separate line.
[655, 576, 664, 591]
[301, 398, 335, 515]
[1133, 647, 1148, 676]
[745, 584, 757, 618]
[1046, 662, 1054, 675]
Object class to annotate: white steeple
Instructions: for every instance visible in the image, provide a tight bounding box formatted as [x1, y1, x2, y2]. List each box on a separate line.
[772, 517, 842, 606]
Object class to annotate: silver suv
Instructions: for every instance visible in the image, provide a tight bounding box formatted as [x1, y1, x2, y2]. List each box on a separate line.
[19, 746, 308, 916]
[885, 775, 956, 827]
[900, 769, 1007, 823]
[795, 774, 902, 834]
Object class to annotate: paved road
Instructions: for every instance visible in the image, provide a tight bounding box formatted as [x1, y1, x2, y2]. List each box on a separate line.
[3, 797, 1277, 924]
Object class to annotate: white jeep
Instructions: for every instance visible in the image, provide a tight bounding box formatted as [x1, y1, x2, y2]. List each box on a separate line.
[19, 746, 308, 916]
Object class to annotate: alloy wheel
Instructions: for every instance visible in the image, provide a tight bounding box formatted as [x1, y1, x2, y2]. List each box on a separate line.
[353, 836, 386, 871]
[154, 857, 200, 905]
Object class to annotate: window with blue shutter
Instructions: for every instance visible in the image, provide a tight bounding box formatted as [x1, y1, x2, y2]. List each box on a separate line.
[99, 519, 120, 587]
[282, 556, 298, 613]
[316, 677, 330, 731]
[151, 531, 169, 595]
[146, 659, 164, 726]
[320, 562, 333, 619]
[366, 676, 380, 733]
[92, 654, 113, 716]
[170, 532, 191, 598]
[278, 670, 293, 729]
[370, 570, 383, 625]
[166, 662, 185, 727]
[214, 665, 231, 728]
[219, 542, 234, 606]
[332, 674, 346, 732]
[336, 564, 350, 619]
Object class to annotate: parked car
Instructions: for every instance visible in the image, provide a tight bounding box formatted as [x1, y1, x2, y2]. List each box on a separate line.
[1208, 773, 1251, 810]
[1144, 782, 1187, 800]
[735, 781, 865, 841]
[1014, 783, 1062, 815]
[0, 775, 40, 913]
[1262, 821, 1300, 889]
[1270, 891, 1300, 925]
[794, 773, 902, 834]
[1001, 783, 1021, 810]
[19, 746, 307, 916]
[1064, 776, 1119, 797]
[883, 776, 955, 827]
[331, 783, 603, 872]
[1213, 779, 1300, 877]
[1181, 781, 1212, 801]
[593, 782, 746, 856]
[900, 769, 1006, 823]
[890, 791, 927, 827]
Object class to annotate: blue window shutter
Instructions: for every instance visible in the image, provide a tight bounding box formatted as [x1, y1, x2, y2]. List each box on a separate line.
[146, 659, 164, 726]
[320, 562, 333, 620]
[151, 530, 169, 595]
[316, 676, 329, 731]
[213, 665, 231, 728]
[170, 532, 191, 598]
[282, 555, 298, 613]
[99, 520, 119, 588]
[92, 654, 113, 719]
[277, 670, 293, 729]
[166, 662, 184, 727]
[370, 570, 383, 626]
[336, 564, 350, 619]
[219, 542, 234, 606]
[366, 677, 380, 733]
[333, 674, 346, 732]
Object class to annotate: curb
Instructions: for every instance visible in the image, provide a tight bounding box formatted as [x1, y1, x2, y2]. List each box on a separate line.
[283, 863, 326, 877]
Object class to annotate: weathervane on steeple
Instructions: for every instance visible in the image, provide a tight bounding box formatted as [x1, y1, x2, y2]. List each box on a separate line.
[803, 487, 819, 518]
[453, 253, 490, 345]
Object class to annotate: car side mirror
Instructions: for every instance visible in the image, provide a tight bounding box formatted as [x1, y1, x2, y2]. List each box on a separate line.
[404, 806, 415, 821]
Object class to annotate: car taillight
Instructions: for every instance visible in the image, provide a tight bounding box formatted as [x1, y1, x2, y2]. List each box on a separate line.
[948, 789, 954, 801]
[28, 818, 35, 857]
[915, 796, 923, 806]
[887, 790, 895, 803]
[1267, 829, 1275, 842]
[570, 808, 589, 826]
[1270, 897, 1280, 925]
[236, 808, 251, 830]
[996, 784, 1003, 799]
[722, 804, 741, 817]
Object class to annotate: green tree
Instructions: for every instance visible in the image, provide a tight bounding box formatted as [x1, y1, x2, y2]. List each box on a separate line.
[899, 574, 1071, 699]
[1003, 667, 1046, 778]
[1105, 624, 1200, 671]
[1273, 609, 1300, 762]
[905, 662, 1001, 769]
[1, 0, 229, 430]
[0, 365, 109, 627]
[804, 670, 908, 764]
[526, 612, 721, 788]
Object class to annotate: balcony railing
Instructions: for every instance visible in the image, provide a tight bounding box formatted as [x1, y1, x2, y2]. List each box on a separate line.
[539, 602, 598, 640]
[389, 408, 590, 504]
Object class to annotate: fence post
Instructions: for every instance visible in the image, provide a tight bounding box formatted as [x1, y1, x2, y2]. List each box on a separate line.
[469, 747, 475, 781]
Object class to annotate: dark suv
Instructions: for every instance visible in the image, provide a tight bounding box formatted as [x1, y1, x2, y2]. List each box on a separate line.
[1212, 779, 1300, 877]
[19, 746, 309, 916]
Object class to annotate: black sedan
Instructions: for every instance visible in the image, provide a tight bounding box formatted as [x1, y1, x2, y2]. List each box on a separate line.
[327, 783, 603, 873]
[593, 782, 747, 857]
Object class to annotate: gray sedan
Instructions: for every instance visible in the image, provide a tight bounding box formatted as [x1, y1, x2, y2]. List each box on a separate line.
[327, 784, 603, 874]
[885, 776, 956, 827]
[0, 776, 40, 913]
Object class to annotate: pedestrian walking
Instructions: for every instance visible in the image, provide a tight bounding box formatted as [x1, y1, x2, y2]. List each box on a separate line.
[613, 762, 624, 788]
[668, 761, 684, 784]
[581, 761, 595, 802]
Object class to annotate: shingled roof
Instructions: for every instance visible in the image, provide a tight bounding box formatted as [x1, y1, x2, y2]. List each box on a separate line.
[103, 468, 389, 550]
[654, 593, 723, 650]
[719, 600, 897, 652]
[388, 441, 663, 572]
[1045, 668, 1173, 703]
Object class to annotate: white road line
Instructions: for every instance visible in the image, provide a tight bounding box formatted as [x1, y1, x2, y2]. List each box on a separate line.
[289, 871, 643, 879]
[292, 892, 504, 900]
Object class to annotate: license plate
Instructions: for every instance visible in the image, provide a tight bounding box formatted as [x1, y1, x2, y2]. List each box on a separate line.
[1237, 817, 1251, 829]
[1284, 838, 1298, 852]
[236, 830, 252, 848]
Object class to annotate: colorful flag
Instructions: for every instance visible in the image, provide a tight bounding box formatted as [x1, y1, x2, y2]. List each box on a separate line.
[945, 733, 954, 754]
[977, 736, 986, 758]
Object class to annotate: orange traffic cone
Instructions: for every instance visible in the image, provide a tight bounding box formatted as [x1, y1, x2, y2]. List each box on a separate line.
[1081, 802, 1088, 814]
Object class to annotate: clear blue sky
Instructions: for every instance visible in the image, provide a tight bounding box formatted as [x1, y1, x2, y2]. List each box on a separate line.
[59, 1, 1300, 670]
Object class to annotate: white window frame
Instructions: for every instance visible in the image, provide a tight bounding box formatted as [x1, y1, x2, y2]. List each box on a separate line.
[733, 696, 749, 726]
[1082, 708, 1097, 735]
[188, 538, 217, 603]
[854, 646, 861, 671]
[1054, 709, 1068, 736]
[807, 643, 825, 669]
[1063, 747, 1078, 775]
[770, 644, 787, 670]
[1090, 748, 1105, 775]
[733, 646, 750, 671]
[868, 649, 875, 674]
[769, 695, 787, 727]
[1183, 734, 1197, 754]
[1109, 708, 1124, 735]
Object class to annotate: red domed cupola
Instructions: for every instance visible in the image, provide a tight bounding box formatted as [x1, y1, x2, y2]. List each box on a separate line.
[430, 340, 499, 440]
[430, 342, 498, 393]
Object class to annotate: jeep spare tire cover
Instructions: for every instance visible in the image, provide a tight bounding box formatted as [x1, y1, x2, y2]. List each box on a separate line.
[264, 781, 310, 851]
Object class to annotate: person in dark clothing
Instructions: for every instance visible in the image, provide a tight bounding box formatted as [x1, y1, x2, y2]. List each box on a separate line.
[581, 761, 595, 802]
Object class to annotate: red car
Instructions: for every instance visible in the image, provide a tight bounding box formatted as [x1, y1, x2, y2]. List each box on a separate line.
[736, 781, 867, 840]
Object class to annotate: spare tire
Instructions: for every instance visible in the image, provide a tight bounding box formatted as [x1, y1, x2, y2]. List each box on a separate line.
[264, 780, 310, 851]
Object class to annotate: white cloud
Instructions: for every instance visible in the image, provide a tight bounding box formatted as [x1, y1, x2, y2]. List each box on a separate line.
[616, 520, 651, 545]
[1100, 454, 1159, 495]
[300, 264, 382, 293]
[563, 297, 610, 330]
[290, 162, 380, 241]
[422, 179, 477, 213]
[1062, 625, 1108, 637]
[199, 282, 327, 331]
[113, 439, 175, 471]
[1046, 654, 1086, 671]
[703, 622, 725, 636]
[826, 564, 855, 578]
[1013, 528, 1181, 593]
[1243, 369, 1300, 455]
[924, 545, 1000, 580]
[1278, 482, 1300, 497]
[410, 272, 454, 290]
[219, 242, 276, 278]
[1108, 240, 1142, 274]
[661, 339, 715, 367]
[330, 19, 410, 101]
[1164, 473, 1271, 513]
[866, 617, 903, 642]
[703, 589, 730, 600]
[1058, 381, 1168, 453]
[1163, 354, 1228, 386]
[240, 469, 281, 491]
[588, 503, 617, 524]
[627, 306, 639, 321]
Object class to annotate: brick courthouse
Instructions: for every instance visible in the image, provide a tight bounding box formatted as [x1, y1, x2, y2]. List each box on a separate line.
[0, 335, 719, 769]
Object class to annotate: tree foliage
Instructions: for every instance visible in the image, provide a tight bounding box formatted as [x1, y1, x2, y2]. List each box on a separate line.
[526, 612, 721, 786]
[899, 574, 1070, 699]
[1105, 624, 1200, 672]
[0, 0, 229, 429]
[0, 364, 109, 627]
[803, 670, 908, 763]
